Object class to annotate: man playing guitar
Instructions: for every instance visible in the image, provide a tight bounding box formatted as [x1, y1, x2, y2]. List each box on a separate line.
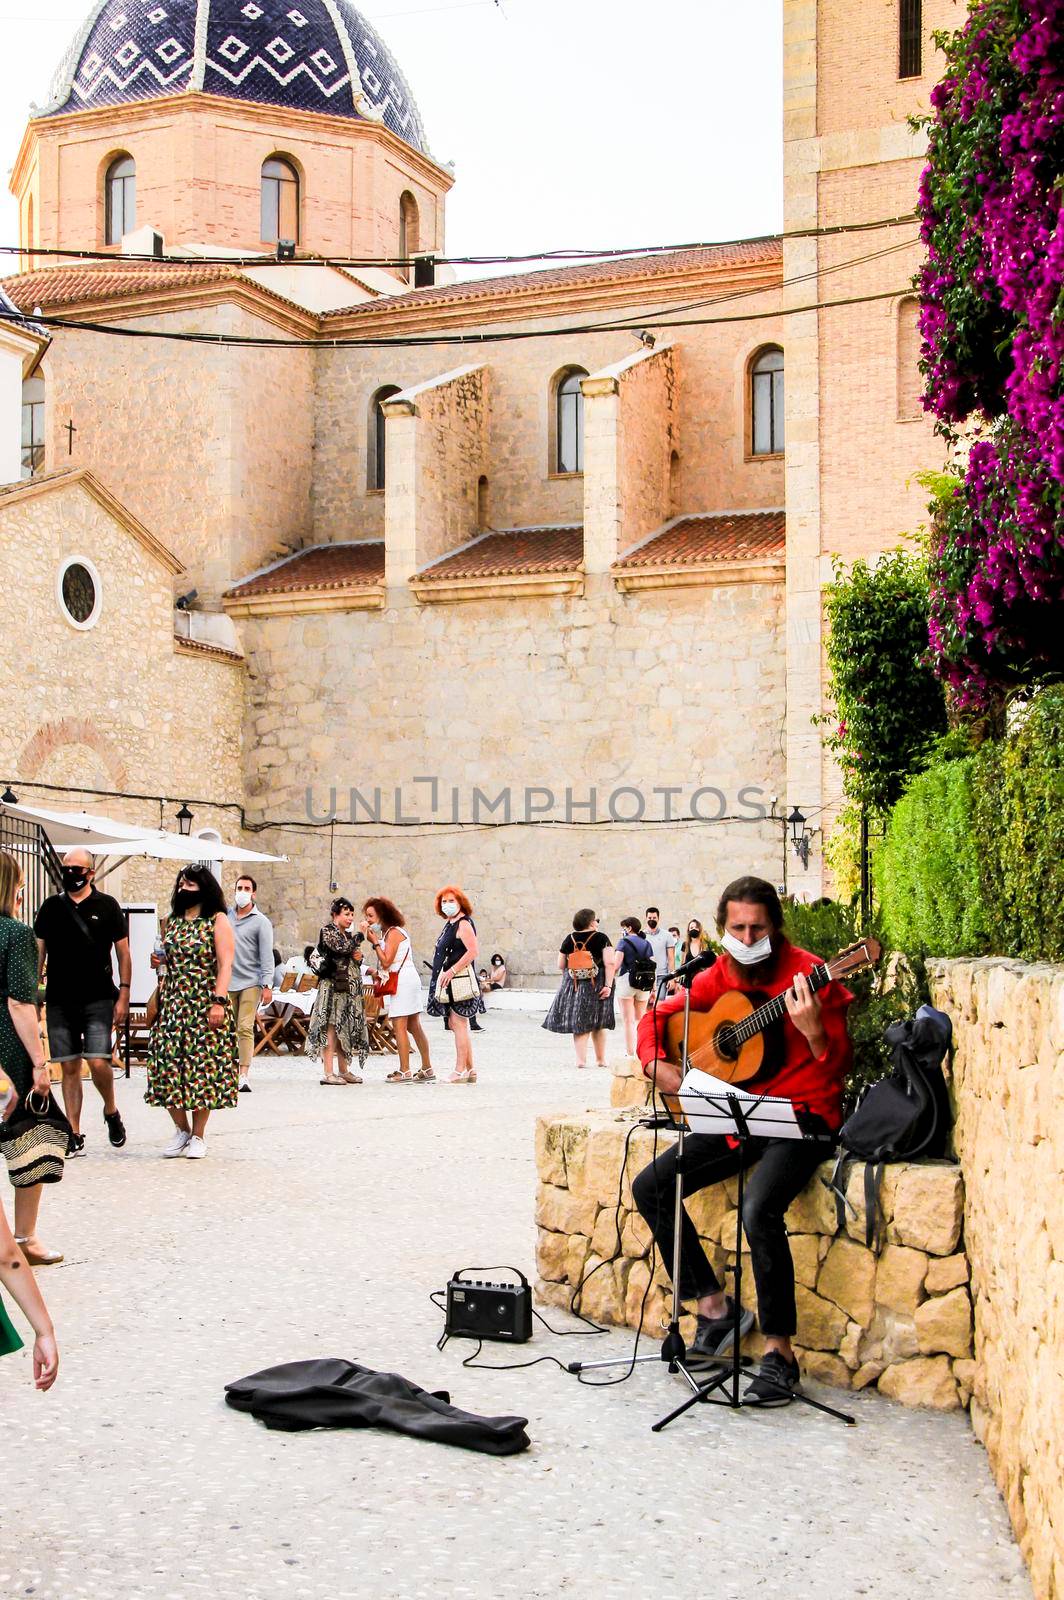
[632, 875, 854, 1405]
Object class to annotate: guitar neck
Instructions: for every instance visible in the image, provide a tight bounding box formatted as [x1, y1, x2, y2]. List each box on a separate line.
[731, 963, 832, 1047]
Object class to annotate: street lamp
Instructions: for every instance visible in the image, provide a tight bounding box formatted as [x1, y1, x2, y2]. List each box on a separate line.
[787, 806, 811, 870]
[176, 803, 194, 836]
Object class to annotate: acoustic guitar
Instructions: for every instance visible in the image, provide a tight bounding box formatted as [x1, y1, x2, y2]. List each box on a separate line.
[656, 937, 882, 1117]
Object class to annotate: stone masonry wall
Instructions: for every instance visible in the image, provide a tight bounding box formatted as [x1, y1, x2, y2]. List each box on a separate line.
[384, 364, 488, 582]
[239, 573, 786, 975]
[535, 1099, 973, 1408]
[0, 479, 246, 911]
[931, 959, 1064, 1600]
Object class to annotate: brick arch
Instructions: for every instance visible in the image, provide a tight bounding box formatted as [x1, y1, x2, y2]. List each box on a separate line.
[20, 719, 129, 792]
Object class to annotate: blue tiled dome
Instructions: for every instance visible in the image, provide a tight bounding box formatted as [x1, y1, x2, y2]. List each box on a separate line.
[43, 0, 427, 153]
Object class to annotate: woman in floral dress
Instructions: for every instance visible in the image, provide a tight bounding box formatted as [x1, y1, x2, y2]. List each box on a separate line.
[147, 866, 238, 1159]
[305, 897, 370, 1084]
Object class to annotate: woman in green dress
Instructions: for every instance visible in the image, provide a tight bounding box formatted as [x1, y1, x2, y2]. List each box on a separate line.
[147, 865, 238, 1160]
[0, 850, 60, 1387]
[0, 850, 63, 1265]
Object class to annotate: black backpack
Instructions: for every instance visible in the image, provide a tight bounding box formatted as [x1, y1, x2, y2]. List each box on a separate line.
[829, 1004, 954, 1249]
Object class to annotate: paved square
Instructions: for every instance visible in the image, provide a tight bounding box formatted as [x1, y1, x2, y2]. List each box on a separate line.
[2, 1011, 1029, 1598]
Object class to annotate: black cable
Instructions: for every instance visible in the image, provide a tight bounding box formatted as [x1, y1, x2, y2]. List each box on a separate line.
[0, 285, 911, 351]
[0, 212, 918, 271]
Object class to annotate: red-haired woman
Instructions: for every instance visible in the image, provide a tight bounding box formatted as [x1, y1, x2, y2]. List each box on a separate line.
[425, 885, 484, 1083]
[359, 897, 433, 1084]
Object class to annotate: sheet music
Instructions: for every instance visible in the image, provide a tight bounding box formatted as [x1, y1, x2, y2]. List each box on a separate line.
[677, 1067, 809, 1141]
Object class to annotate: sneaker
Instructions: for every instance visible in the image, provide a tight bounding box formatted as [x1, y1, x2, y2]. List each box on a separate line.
[742, 1349, 801, 1407]
[687, 1297, 755, 1365]
[104, 1109, 127, 1148]
[162, 1129, 192, 1158]
[184, 1136, 207, 1159]
[238, 1077, 251, 1093]
[67, 1132, 86, 1158]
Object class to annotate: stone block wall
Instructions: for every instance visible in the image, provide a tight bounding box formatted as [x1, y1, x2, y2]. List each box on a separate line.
[534, 1107, 974, 1410]
[383, 364, 488, 582]
[931, 959, 1064, 1600]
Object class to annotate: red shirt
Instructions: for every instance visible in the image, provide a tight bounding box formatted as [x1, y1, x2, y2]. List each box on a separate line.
[636, 939, 853, 1131]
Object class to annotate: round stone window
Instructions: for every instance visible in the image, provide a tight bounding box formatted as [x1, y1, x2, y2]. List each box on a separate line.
[57, 557, 102, 631]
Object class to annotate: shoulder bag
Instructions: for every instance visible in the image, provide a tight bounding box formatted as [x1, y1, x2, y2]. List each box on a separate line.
[372, 941, 409, 999]
[0, 1090, 73, 1187]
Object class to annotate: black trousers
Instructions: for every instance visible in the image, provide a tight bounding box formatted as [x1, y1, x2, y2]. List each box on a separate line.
[631, 1134, 826, 1337]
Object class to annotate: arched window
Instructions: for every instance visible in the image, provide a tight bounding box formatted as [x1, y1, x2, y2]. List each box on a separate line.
[554, 367, 588, 474]
[399, 191, 419, 280]
[21, 375, 45, 480]
[105, 155, 136, 246]
[750, 346, 784, 456]
[477, 475, 489, 529]
[368, 385, 401, 490]
[896, 296, 923, 420]
[261, 157, 300, 245]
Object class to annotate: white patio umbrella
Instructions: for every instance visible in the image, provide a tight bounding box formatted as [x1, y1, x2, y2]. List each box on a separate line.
[0, 800, 286, 864]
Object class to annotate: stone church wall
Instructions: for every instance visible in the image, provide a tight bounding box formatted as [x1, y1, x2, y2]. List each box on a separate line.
[0, 478, 246, 911]
[41, 304, 314, 600]
[239, 573, 787, 973]
[310, 300, 784, 548]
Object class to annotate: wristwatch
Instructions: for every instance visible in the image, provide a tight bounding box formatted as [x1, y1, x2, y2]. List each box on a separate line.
[209, 995, 228, 1006]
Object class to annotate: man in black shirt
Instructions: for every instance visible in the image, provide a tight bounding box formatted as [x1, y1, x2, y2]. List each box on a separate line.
[34, 848, 131, 1154]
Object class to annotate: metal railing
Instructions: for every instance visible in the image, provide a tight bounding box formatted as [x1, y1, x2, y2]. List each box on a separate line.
[0, 812, 64, 927]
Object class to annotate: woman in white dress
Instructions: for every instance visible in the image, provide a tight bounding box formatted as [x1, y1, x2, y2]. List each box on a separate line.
[360, 897, 434, 1083]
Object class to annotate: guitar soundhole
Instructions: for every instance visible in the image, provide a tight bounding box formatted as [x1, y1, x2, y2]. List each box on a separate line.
[714, 1025, 740, 1063]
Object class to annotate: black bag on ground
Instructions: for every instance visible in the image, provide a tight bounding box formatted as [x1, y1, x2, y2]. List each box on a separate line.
[225, 1358, 530, 1456]
[829, 1003, 954, 1249]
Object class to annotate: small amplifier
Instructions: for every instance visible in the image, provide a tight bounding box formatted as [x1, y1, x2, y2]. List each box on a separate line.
[444, 1268, 533, 1344]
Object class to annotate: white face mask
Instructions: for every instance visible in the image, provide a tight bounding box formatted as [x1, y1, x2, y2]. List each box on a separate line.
[721, 929, 773, 966]
[440, 899, 460, 917]
[234, 890, 253, 909]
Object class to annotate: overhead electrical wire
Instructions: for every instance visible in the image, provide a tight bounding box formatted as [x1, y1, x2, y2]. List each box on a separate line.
[0, 211, 919, 273]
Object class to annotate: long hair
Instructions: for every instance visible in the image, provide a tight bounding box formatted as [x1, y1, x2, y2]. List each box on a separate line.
[171, 864, 227, 919]
[0, 850, 23, 918]
[363, 895, 405, 929]
[434, 884, 472, 917]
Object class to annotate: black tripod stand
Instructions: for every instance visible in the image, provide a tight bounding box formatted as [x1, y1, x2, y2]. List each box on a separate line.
[651, 1089, 855, 1430]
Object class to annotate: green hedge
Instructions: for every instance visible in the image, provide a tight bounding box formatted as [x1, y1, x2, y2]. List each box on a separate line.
[879, 686, 1064, 961]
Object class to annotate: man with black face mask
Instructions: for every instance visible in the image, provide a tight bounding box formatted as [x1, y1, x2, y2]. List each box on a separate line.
[631, 875, 854, 1408]
[34, 849, 131, 1155]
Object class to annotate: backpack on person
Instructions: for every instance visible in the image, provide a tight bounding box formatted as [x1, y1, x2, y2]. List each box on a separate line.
[566, 934, 597, 982]
[828, 1003, 954, 1249]
[621, 934, 657, 992]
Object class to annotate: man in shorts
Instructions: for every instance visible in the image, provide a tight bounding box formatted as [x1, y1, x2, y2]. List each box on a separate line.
[35, 848, 130, 1155]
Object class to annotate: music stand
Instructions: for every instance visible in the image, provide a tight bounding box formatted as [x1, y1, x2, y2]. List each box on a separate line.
[650, 1071, 855, 1431]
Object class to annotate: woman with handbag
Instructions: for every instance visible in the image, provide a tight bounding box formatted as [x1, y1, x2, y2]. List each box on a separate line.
[0, 850, 65, 1266]
[424, 886, 484, 1083]
[305, 898, 369, 1085]
[360, 897, 433, 1083]
[542, 907, 617, 1068]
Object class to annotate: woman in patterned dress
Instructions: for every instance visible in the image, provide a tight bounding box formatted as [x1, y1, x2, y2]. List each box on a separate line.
[147, 866, 238, 1159]
[305, 898, 369, 1084]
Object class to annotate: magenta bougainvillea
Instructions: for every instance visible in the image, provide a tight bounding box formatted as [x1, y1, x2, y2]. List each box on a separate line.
[917, 0, 1064, 710]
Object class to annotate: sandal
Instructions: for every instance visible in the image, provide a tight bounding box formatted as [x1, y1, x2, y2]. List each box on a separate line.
[15, 1239, 64, 1267]
[446, 1070, 477, 1083]
[319, 1075, 345, 1086]
[386, 1070, 415, 1083]
[338, 1071, 363, 1084]
[412, 1066, 436, 1082]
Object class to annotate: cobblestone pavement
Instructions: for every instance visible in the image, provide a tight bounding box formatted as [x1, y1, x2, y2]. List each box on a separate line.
[2, 1009, 1029, 1600]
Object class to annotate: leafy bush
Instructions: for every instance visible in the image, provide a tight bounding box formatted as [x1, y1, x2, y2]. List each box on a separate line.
[819, 551, 947, 813]
[784, 899, 929, 1106]
[878, 685, 1064, 960]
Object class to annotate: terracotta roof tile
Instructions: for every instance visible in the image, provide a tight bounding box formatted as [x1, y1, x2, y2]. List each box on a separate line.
[225, 543, 385, 598]
[0, 262, 308, 316]
[615, 512, 786, 569]
[417, 527, 583, 581]
[324, 241, 782, 320]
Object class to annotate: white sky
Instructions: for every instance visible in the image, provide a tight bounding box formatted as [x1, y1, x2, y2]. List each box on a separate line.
[0, 0, 783, 274]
